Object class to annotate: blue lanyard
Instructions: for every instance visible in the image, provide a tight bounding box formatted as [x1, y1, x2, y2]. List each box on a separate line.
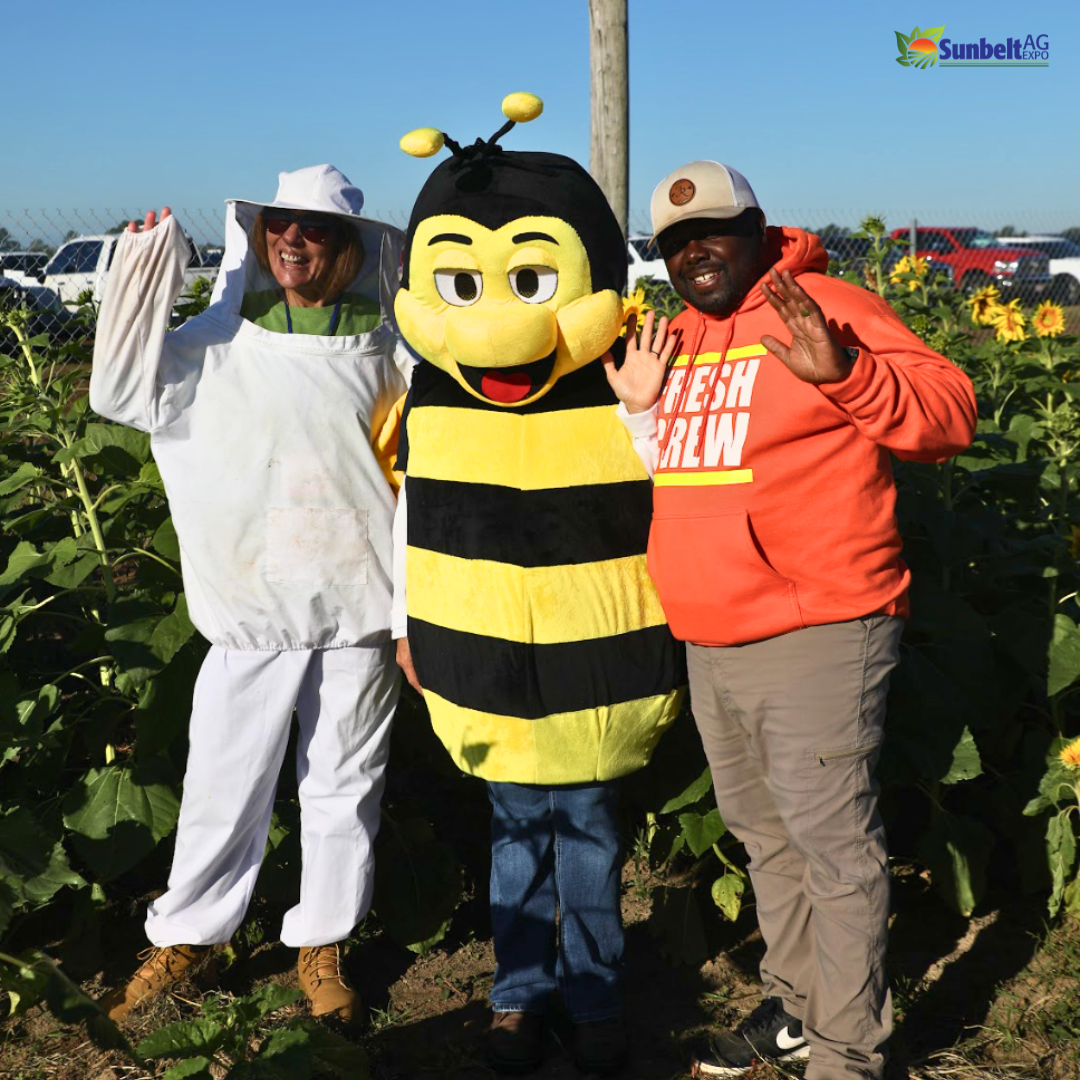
[283, 296, 342, 335]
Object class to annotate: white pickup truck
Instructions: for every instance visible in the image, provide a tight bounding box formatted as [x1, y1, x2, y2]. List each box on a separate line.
[43, 232, 219, 306]
[627, 235, 670, 285]
[0, 251, 49, 286]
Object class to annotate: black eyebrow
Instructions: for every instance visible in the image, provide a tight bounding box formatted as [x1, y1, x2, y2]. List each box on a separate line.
[428, 233, 472, 245]
[512, 232, 559, 245]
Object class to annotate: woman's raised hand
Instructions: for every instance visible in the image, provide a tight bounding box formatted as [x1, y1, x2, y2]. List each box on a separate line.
[601, 309, 677, 414]
[127, 207, 172, 233]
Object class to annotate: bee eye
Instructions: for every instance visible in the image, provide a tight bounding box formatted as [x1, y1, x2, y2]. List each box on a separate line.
[434, 269, 483, 306]
[509, 266, 558, 304]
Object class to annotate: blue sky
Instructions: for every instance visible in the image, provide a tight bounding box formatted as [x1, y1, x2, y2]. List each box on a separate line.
[1, 0, 1074, 236]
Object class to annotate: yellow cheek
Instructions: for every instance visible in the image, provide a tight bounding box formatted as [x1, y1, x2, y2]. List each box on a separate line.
[554, 290, 624, 375]
[395, 289, 452, 372]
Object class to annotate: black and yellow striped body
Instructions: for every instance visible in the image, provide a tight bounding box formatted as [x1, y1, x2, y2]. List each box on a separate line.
[400, 360, 685, 784]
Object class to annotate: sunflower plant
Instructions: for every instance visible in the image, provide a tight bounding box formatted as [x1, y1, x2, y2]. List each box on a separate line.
[1025, 737, 1080, 917]
[619, 285, 654, 336]
[627, 275, 684, 322]
[1033, 300, 1067, 339]
[968, 284, 1002, 326]
[889, 253, 929, 292]
[846, 224, 1080, 919]
[991, 299, 1027, 343]
[845, 215, 897, 296]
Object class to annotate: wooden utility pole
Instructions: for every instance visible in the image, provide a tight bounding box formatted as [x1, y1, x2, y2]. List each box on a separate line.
[588, 0, 628, 238]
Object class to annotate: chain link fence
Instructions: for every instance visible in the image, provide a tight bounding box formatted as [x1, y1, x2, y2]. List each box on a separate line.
[0, 207, 410, 340]
[627, 208, 1080, 306]
[626, 208, 1080, 242]
[3, 206, 1079, 340]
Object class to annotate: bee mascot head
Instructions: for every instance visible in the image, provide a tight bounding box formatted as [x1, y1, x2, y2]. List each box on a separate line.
[395, 94, 627, 407]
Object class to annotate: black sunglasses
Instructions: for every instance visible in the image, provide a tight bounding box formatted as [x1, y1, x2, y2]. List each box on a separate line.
[263, 213, 342, 245]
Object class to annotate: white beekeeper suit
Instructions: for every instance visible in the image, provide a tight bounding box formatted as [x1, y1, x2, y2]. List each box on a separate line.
[90, 165, 411, 948]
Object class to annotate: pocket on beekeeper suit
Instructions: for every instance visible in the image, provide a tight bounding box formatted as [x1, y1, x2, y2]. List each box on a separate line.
[265, 507, 370, 586]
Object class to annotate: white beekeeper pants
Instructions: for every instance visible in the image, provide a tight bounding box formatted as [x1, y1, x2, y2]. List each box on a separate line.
[145, 644, 399, 948]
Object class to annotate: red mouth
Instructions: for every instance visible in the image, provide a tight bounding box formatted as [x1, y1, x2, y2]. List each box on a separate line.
[480, 370, 533, 403]
[459, 353, 556, 405]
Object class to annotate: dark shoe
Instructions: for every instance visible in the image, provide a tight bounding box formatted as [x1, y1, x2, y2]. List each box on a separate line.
[574, 1017, 627, 1074]
[691, 996, 809, 1078]
[98, 944, 214, 1022]
[488, 1010, 544, 1075]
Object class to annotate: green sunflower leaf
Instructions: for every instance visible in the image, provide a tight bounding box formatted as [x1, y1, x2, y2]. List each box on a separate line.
[1047, 813, 1077, 917]
[62, 761, 181, 882]
[1048, 614, 1080, 696]
[918, 814, 994, 917]
[678, 809, 726, 858]
[711, 873, 745, 922]
[138, 1019, 226, 1060]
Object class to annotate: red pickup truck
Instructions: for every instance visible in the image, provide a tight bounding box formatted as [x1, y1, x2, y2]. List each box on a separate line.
[890, 226, 1051, 298]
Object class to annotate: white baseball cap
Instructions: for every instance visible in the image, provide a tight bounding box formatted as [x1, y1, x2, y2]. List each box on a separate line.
[650, 160, 762, 242]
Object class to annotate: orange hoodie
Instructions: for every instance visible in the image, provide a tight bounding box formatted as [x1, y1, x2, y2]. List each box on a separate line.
[647, 227, 977, 647]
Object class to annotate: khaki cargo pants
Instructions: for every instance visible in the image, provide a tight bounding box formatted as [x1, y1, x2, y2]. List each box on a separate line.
[688, 615, 903, 1080]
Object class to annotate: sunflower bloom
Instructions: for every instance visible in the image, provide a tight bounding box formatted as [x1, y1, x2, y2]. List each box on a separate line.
[992, 299, 1026, 343]
[1060, 737, 1080, 770]
[968, 285, 1001, 326]
[890, 254, 929, 291]
[1032, 300, 1066, 338]
[620, 287, 653, 336]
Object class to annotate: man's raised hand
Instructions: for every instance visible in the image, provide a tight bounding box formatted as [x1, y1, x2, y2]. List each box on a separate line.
[759, 268, 853, 385]
[601, 310, 677, 414]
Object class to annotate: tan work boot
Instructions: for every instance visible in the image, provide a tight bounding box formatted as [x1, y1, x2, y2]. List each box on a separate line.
[99, 944, 214, 1021]
[298, 943, 361, 1024]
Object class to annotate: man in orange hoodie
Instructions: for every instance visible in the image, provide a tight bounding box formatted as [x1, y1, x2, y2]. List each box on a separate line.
[604, 161, 976, 1080]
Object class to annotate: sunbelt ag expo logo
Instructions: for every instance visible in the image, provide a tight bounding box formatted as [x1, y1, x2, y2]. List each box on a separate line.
[896, 25, 944, 67]
[895, 24, 1049, 68]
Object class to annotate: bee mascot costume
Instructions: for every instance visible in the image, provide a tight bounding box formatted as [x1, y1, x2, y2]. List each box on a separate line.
[392, 95, 684, 1073]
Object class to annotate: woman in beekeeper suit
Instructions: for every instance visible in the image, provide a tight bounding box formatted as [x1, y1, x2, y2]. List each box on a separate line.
[92, 164, 411, 1024]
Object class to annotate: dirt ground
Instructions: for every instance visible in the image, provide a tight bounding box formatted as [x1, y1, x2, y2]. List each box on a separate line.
[2, 863, 1078, 1080]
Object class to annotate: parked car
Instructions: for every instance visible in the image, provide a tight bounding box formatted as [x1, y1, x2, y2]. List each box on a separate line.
[0, 251, 49, 286]
[0, 277, 83, 345]
[994, 235, 1080, 306]
[823, 236, 954, 287]
[889, 226, 1050, 299]
[43, 235, 128, 305]
[627, 235, 669, 285]
[823, 236, 874, 277]
[822, 235, 868, 259]
[43, 231, 218, 307]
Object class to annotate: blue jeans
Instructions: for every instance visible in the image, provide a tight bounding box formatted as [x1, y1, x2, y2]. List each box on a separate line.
[487, 781, 623, 1023]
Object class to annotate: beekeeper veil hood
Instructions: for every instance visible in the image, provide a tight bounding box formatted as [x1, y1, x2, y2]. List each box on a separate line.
[209, 164, 404, 325]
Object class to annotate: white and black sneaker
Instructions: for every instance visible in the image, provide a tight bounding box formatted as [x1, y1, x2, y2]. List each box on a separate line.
[691, 996, 810, 1078]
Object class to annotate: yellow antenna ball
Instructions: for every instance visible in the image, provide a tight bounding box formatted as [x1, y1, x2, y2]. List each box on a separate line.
[400, 127, 445, 158]
[502, 93, 543, 124]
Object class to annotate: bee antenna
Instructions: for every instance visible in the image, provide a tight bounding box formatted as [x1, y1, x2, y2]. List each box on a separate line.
[486, 119, 515, 147]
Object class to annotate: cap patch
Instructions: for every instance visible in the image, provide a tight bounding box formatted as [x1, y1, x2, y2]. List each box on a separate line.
[669, 179, 696, 206]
